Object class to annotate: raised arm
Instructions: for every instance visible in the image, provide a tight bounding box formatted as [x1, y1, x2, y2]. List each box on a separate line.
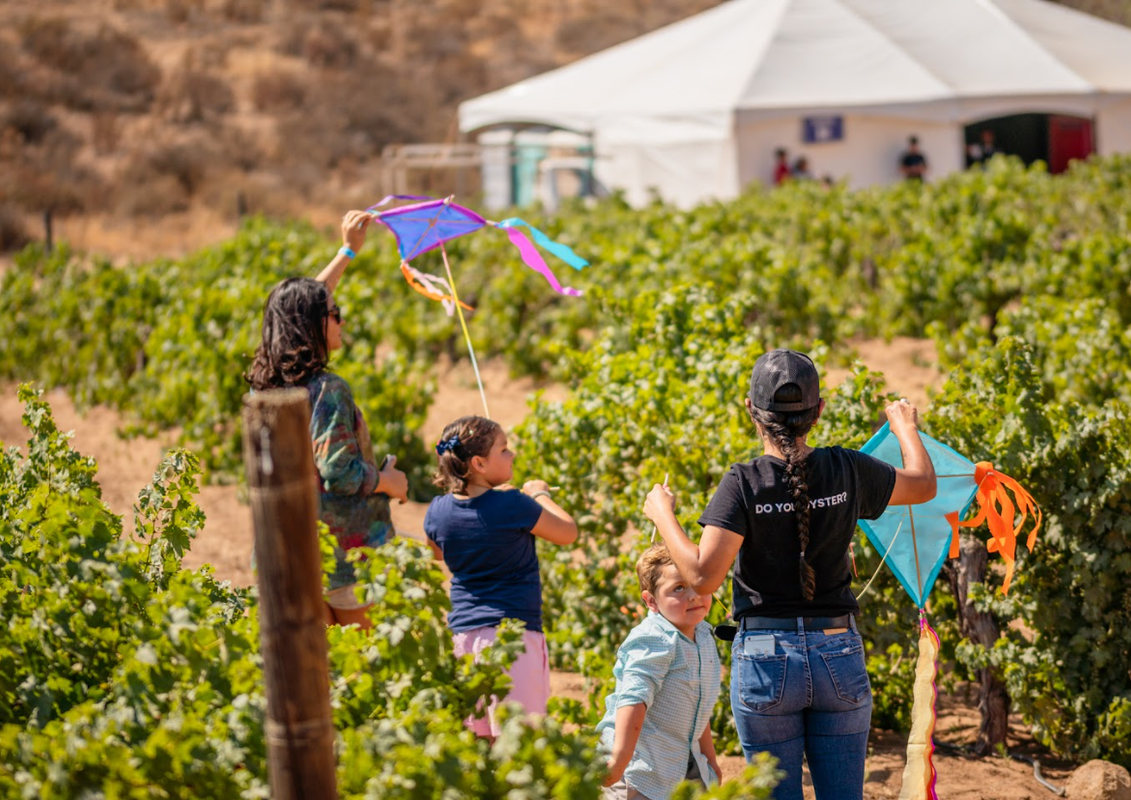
[525, 480, 578, 545]
[885, 398, 937, 505]
[316, 210, 373, 293]
[644, 486, 742, 595]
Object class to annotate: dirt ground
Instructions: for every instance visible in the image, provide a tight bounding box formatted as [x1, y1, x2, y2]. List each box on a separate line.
[550, 667, 1073, 796]
[0, 340, 1076, 797]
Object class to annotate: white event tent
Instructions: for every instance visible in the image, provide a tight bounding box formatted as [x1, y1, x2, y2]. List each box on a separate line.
[458, 0, 1131, 207]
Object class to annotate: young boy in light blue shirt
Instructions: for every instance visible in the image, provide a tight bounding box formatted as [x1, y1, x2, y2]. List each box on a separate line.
[597, 544, 722, 800]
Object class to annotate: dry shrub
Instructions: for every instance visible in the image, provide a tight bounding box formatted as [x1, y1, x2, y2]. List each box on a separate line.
[343, 89, 420, 149]
[146, 142, 210, 195]
[0, 204, 31, 252]
[212, 125, 264, 172]
[118, 139, 212, 218]
[115, 173, 192, 217]
[0, 46, 24, 100]
[365, 20, 391, 52]
[3, 161, 101, 215]
[0, 101, 58, 145]
[420, 26, 469, 59]
[269, 64, 431, 170]
[436, 0, 479, 19]
[274, 112, 353, 171]
[285, 21, 359, 69]
[183, 39, 233, 71]
[157, 70, 235, 123]
[19, 17, 161, 111]
[198, 169, 302, 221]
[221, 0, 267, 23]
[14, 70, 89, 112]
[164, 0, 204, 24]
[0, 127, 18, 161]
[0, 107, 94, 216]
[19, 17, 71, 66]
[91, 112, 121, 155]
[433, 50, 487, 106]
[252, 71, 307, 112]
[276, 22, 306, 58]
[289, 0, 364, 10]
[115, 137, 215, 216]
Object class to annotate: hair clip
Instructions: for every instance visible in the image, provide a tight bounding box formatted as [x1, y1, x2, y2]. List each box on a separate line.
[435, 435, 461, 456]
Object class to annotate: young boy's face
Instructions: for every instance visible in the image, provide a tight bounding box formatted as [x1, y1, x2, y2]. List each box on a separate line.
[643, 564, 711, 637]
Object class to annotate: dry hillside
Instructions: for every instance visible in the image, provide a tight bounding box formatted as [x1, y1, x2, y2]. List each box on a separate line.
[0, 0, 721, 252]
[1, 0, 1129, 255]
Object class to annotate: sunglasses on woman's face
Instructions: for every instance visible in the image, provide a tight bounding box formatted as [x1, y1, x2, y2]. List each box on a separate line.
[327, 304, 342, 324]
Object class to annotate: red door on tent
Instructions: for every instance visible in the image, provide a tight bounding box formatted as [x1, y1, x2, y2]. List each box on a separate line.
[1048, 116, 1094, 173]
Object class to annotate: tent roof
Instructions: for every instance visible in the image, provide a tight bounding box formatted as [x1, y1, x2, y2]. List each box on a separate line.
[459, 0, 1131, 134]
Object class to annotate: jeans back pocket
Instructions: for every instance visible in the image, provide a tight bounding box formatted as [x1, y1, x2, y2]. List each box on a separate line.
[734, 641, 788, 713]
[818, 636, 870, 706]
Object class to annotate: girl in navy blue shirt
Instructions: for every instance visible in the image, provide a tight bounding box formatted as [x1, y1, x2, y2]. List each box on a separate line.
[425, 415, 578, 738]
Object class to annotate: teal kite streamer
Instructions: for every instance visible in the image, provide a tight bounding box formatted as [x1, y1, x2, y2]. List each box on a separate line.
[496, 218, 590, 270]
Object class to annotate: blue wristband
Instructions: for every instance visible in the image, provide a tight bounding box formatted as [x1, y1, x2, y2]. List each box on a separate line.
[338, 246, 356, 259]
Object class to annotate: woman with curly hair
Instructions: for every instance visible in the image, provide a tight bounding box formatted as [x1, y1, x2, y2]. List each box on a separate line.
[247, 209, 408, 628]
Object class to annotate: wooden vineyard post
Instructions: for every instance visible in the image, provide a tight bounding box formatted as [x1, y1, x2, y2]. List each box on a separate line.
[242, 389, 338, 800]
[942, 533, 1009, 755]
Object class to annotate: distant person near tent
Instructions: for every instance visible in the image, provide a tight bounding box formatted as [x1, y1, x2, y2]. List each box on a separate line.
[773, 148, 791, 185]
[900, 136, 929, 181]
[791, 156, 814, 181]
[967, 129, 999, 167]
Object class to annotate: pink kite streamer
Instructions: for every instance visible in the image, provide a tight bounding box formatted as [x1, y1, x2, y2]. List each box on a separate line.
[503, 226, 583, 297]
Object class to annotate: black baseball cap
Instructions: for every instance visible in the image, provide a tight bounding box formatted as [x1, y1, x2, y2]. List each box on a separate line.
[748, 349, 820, 412]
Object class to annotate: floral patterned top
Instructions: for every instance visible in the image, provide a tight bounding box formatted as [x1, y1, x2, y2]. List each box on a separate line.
[306, 371, 393, 589]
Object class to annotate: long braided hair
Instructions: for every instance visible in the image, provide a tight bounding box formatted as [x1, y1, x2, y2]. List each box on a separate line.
[748, 384, 821, 601]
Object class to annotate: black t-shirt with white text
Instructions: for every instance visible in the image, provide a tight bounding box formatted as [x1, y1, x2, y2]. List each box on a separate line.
[698, 447, 896, 619]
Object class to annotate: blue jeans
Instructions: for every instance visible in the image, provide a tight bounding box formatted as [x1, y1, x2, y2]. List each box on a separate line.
[731, 618, 871, 800]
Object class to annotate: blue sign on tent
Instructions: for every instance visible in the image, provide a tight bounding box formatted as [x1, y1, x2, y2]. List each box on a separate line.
[802, 116, 844, 144]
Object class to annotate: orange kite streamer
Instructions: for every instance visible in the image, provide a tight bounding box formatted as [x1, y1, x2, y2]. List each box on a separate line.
[950, 462, 1043, 594]
[399, 262, 473, 316]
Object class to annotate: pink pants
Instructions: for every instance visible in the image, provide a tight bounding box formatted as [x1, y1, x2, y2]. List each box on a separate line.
[452, 626, 550, 737]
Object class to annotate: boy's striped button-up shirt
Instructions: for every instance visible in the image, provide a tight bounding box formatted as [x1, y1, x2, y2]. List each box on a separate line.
[596, 611, 721, 800]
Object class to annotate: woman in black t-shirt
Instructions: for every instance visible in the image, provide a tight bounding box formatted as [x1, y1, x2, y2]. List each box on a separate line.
[644, 349, 936, 800]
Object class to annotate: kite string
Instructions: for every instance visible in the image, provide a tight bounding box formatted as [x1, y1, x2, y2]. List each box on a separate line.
[855, 518, 904, 602]
[910, 510, 923, 604]
[439, 242, 490, 419]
